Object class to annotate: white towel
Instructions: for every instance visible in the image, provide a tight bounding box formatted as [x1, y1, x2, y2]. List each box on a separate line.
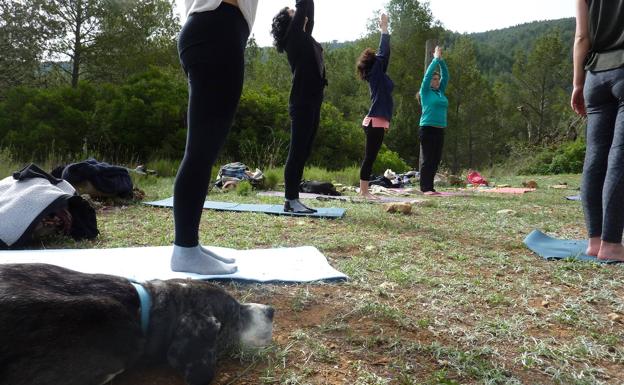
[0, 245, 348, 283]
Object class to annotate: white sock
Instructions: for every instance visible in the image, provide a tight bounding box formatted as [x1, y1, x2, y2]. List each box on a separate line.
[171, 245, 237, 275]
[200, 245, 236, 264]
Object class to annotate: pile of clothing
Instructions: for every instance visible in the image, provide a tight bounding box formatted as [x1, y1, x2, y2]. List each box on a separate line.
[214, 162, 264, 190]
[370, 169, 419, 188]
[0, 164, 98, 249]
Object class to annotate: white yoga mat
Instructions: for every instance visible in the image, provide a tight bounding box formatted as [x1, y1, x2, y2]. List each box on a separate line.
[0, 246, 348, 283]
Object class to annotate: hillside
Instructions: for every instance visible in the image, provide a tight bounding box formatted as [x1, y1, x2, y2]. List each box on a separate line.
[446, 17, 575, 78]
[472, 18, 575, 77]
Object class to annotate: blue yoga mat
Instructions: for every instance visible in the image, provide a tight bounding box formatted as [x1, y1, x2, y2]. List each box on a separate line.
[145, 197, 346, 219]
[523, 230, 621, 264]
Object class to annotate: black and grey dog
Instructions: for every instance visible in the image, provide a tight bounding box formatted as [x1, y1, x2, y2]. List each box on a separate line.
[0, 263, 274, 385]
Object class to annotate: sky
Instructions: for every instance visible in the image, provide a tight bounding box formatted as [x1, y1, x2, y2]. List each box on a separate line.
[174, 0, 575, 47]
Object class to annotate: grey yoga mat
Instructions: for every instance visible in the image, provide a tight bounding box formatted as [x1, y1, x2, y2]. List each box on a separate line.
[145, 197, 346, 219]
[256, 191, 423, 203]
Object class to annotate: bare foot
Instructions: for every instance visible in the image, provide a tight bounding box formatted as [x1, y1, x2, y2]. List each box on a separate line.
[423, 191, 441, 196]
[359, 192, 380, 201]
[586, 237, 601, 257]
[597, 241, 624, 261]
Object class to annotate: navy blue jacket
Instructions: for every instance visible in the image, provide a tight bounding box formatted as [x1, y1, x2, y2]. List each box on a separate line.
[61, 158, 133, 198]
[284, 0, 327, 106]
[365, 33, 394, 121]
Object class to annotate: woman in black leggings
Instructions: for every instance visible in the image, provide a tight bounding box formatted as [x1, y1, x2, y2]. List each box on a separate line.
[356, 14, 393, 200]
[171, 0, 257, 274]
[572, 0, 624, 261]
[271, 0, 327, 214]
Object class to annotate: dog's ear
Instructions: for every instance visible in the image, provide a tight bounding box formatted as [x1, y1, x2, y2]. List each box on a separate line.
[167, 313, 221, 385]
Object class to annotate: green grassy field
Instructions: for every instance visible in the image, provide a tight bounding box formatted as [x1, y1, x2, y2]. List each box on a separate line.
[5, 169, 624, 385]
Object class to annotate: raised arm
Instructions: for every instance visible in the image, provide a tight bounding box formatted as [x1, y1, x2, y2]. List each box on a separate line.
[439, 58, 449, 93]
[571, 0, 590, 116]
[305, 0, 314, 35]
[292, 0, 312, 36]
[376, 14, 390, 72]
[420, 58, 440, 94]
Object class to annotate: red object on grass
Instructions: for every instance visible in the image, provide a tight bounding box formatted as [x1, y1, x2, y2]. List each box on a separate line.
[467, 171, 489, 186]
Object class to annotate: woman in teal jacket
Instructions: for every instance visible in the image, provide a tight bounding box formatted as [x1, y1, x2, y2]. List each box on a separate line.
[419, 46, 449, 195]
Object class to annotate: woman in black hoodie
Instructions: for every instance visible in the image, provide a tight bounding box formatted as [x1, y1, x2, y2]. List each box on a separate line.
[271, 0, 327, 213]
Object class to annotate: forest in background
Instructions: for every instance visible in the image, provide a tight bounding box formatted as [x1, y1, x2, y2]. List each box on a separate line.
[0, 0, 582, 175]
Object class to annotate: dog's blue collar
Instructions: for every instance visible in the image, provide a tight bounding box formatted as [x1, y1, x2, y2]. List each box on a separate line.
[130, 282, 151, 334]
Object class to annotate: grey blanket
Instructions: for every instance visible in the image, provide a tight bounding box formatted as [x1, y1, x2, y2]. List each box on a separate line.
[0, 176, 75, 247]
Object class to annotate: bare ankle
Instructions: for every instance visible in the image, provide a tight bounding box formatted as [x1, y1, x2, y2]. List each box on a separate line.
[597, 241, 624, 261]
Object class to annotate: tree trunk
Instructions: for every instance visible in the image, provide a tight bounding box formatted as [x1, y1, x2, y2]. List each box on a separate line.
[468, 124, 473, 169]
[71, 0, 83, 88]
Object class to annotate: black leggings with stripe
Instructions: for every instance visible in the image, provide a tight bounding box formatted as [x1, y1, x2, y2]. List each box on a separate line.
[173, 4, 249, 247]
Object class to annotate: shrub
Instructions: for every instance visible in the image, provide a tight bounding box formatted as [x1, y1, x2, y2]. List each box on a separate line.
[373, 146, 411, 175]
[520, 140, 585, 175]
[548, 140, 585, 174]
[148, 158, 180, 178]
[0, 147, 19, 178]
[236, 180, 252, 196]
[262, 169, 280, 190]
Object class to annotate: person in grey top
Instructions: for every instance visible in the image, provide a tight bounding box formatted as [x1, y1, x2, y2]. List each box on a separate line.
[572, 0, 624, 261]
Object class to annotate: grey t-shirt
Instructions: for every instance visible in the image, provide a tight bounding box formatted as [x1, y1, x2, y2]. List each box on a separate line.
[585, 0, 624, 71]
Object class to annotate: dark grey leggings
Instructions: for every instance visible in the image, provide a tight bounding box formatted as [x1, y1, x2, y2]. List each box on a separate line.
[173, 5, 249, 247]
[582, 66, 624, 243]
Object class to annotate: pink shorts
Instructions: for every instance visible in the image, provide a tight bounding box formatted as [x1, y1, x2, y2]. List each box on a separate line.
[362, 116, 390, 130]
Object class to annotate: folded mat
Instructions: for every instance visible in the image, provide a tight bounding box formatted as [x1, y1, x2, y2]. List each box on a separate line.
[0, 245, 348, 282]
[257, 191, 422, 203]
[523, 230, 620, 264]
[423, 191, 470, 197]
[145, 197, 345, 219]
[479, 187, 536, 194]
[371, 187, 470, 197]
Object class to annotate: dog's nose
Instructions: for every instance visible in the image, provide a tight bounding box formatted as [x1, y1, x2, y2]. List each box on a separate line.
[266, 307, 275, 321]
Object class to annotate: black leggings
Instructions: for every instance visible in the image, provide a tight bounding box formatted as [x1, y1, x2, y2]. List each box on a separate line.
[173, 5, 249, 247]
[582, 67, 624, 243]
[284, 101, 322, 200]
[419, 126, 445, 192]
[360, 124, 385, 181]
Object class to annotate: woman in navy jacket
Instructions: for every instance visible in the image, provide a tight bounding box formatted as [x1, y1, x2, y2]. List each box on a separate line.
[356, 14, 394, 200]
[271, 0, 327, 213]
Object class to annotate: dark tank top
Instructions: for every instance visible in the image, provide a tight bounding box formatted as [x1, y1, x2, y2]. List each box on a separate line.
[585, 0, 624, 71]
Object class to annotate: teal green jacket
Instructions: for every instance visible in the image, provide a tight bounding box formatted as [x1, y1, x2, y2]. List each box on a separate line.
[419, 58, 449, 128]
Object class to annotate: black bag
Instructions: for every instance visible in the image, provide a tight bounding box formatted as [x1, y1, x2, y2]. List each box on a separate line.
[299, 180, 341, 196]
[369, 175, 393, 188]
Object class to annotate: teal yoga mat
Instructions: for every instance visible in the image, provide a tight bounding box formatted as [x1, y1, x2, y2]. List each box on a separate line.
[145, 197, 346, 219]
[523, 230, 620, 264]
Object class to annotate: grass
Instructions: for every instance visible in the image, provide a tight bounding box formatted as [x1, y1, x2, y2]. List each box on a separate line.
[2, 162, 624, 384]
